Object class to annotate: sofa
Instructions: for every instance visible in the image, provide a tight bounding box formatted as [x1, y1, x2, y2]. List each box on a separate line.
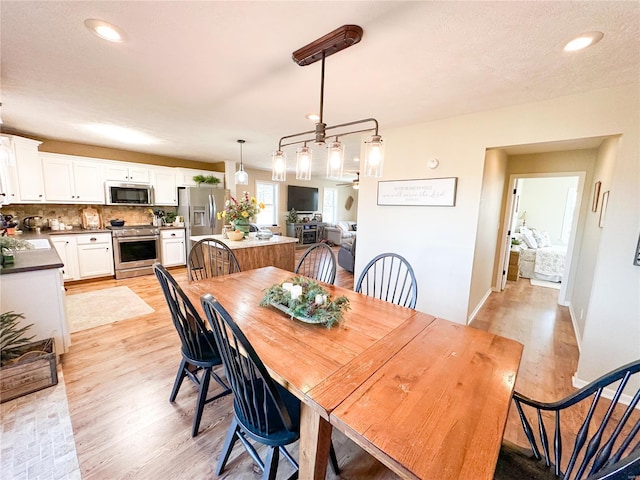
[338, 237, 356, 273]
[324, 221, 357, 246]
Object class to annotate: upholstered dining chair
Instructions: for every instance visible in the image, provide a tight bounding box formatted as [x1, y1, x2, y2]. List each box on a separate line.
[495, 359, 640, 480]
[294, 242, 337, 284]
[188, 238, 240, 281]
[200, 293, 340, 480]
[153, 264, 231, 437]
[355, 252, 418, 308]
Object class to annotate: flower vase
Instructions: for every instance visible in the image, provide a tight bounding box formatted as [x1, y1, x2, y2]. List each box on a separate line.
[232, 219, 250, 238]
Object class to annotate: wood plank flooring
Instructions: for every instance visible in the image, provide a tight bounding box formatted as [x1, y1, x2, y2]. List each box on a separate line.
[60, 251, 580, 479]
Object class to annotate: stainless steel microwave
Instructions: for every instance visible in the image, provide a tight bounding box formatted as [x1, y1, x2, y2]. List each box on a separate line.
[105, 182, 154, 206]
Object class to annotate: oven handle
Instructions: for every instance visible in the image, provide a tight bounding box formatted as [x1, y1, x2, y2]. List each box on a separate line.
[114, 235, 159, 242]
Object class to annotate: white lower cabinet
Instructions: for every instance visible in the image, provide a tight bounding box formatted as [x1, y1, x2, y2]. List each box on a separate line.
[50, 236, 79, 281]
[161, 228, 186, 266]
[51, 233, 114, 281]
[77, 233, 114, 278]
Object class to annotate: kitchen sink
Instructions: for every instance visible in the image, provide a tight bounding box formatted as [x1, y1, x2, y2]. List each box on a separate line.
[24, 238, 51, 250]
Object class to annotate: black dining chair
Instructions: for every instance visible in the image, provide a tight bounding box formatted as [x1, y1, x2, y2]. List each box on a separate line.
[495, 359, 640, 480]
[355, 252, 418, 308]
[153, 264, 231, 437]
[294, 242, 337, 284]
[188, 237, 240, 281]
[200, 293, 340, 480]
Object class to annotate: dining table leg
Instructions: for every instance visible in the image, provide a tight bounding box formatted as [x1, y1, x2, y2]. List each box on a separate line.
[299, 402, 332, 479]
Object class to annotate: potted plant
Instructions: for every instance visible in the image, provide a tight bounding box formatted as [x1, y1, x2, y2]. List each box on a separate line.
[193, 174, 221, 186]
[0, 311, 58, 403]
[286, 209, 299, 224]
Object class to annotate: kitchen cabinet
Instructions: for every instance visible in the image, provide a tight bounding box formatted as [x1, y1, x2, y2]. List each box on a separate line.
[76, 233, 114, 278]
[13, 136, 45, 202]
[152, 168, 178, 205]
[175, 167, 225, 187]
[41, 153, 104, 204]
[0, 136, 20, 205]
[161, 228, 186, 266]
[50, 235, 80, 281]
[105, 163, 150, 183]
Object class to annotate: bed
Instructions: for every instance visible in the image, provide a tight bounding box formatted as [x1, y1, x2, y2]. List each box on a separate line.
[514, 228, 567, 283]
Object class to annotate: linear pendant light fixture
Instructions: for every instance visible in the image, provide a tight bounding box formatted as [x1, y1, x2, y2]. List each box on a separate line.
[271, 24, 384, 182]
[235, 139, 248, 185]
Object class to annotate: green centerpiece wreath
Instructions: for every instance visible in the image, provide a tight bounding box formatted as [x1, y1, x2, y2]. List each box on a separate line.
[259, 277, 350, 328]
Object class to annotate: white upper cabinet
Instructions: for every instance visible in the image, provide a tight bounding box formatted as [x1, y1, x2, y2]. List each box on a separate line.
[13, 136, 45, 202]
[151, 167, 178, 206]
[41, 153, 104, 204]
[0, 136, 20, 205]
[175, 167, 224, 188]
[104, 163, 150, 183]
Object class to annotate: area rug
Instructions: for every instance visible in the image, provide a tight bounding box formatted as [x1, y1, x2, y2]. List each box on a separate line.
[66, 286, 154, 332]
[530, 278, 561, 290]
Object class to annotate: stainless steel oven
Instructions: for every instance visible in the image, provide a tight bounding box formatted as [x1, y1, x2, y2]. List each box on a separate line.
[109, 225, 160, 279]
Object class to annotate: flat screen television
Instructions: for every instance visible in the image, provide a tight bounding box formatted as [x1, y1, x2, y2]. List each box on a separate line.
[287, 185, 318, 212]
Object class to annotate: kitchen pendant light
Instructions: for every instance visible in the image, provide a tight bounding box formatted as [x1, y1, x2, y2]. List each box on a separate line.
[296, 143, 312, 181]
[272, 150, 286, 182]
[326, 139, 344, 179]
[271, 24, 384, 181]
[234, 139, 248, 185]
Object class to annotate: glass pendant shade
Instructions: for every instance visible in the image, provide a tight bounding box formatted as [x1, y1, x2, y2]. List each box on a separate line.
[272, 150, 287, 181]
[234, 165, 248, 185]
[326, 141, 344, 179]
[296, 145, 312, 181]
[363, 135, 384, 178]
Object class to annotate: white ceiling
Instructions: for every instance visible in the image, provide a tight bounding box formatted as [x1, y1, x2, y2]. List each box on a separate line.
[1, 1, 638, 179]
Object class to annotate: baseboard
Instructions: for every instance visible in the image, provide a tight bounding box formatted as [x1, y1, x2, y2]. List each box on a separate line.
[467, 288, 493, 325]
[572, 375, 640, 409]
[567, 302, 582, 353]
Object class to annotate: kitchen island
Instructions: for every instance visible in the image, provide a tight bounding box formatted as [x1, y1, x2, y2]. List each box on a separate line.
[0, 236, 70, 354]
[189, 233, 299, 272]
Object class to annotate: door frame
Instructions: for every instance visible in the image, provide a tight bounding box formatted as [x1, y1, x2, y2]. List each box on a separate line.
[495, 171, 586, 306]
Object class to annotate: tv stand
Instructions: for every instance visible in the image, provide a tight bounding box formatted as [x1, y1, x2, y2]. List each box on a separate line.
[286, 222, 326, 248]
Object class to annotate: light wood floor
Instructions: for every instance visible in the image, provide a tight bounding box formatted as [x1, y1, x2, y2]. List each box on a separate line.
[61, 252, 580, 479]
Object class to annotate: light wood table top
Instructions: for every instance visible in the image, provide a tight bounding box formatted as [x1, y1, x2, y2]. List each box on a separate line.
[330, 315, 523, 479]
[181, 266, 522, 479]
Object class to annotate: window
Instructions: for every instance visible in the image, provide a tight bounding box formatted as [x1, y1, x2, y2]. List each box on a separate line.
[322, 188, 338, 224]
[255, 181, 278, 225]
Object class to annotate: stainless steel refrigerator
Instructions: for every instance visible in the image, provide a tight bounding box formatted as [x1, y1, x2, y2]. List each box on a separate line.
[178, 186, 228, 254]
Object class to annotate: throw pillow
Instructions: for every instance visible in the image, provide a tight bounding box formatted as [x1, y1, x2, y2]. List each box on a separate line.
[351, 223, 357, 231]
[337, 221, 350, 232]
[532, 229, 546, 248]
[542, 231, 552, 247]
[521, 230, 538, 249]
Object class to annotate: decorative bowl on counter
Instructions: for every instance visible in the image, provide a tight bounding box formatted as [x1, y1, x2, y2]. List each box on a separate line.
[226, 230, 244, 241]
[109, 219, 125, 227]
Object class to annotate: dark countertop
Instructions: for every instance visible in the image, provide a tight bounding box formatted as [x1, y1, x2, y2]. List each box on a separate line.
[0, 235, 63, 275]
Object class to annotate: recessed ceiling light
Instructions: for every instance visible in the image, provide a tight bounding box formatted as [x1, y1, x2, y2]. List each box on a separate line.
[84, 19, 125, 43]
[83, 124, 159, 145]
[353, 157, 360, 162]
[306, 113, 320, 121]
[564, 31, 604, 52]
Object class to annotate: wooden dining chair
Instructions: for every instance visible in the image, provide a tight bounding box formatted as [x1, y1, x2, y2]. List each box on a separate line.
[153, 264, 231, 437]
[294, 242, 337, 284]
[495, 359, 640, 480]
[355, 252, 418, 308]
[200, 293, 340, 480]
[188, 238, 240, 281]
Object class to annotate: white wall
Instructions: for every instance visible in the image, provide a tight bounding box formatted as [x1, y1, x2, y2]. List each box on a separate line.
[518, 176, 579, 245]
[570, 138, 619, 342]
[355, 83, 639, 385]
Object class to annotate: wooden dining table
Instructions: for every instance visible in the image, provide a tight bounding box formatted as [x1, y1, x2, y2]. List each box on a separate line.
[181, 266, 523, 479]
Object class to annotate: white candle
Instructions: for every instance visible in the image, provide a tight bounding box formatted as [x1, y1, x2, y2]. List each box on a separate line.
[315, 294, 324, 305]
[282, 282, 293, 292]
[291, 285, 303, 300]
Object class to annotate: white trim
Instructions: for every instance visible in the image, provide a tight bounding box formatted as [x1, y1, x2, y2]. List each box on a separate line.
[572, 375, 640, 409]
[567, 302, 582, 353]
[467, 288, 493, 325]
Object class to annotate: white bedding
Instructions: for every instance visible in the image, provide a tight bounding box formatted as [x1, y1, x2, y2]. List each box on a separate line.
[519, 245, 567, 282]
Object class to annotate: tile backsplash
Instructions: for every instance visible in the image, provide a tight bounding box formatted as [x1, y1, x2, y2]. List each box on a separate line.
[1, 204, 177, 229]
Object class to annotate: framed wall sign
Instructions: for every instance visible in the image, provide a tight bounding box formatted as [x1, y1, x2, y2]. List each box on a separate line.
[377, 177, 458, 206]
